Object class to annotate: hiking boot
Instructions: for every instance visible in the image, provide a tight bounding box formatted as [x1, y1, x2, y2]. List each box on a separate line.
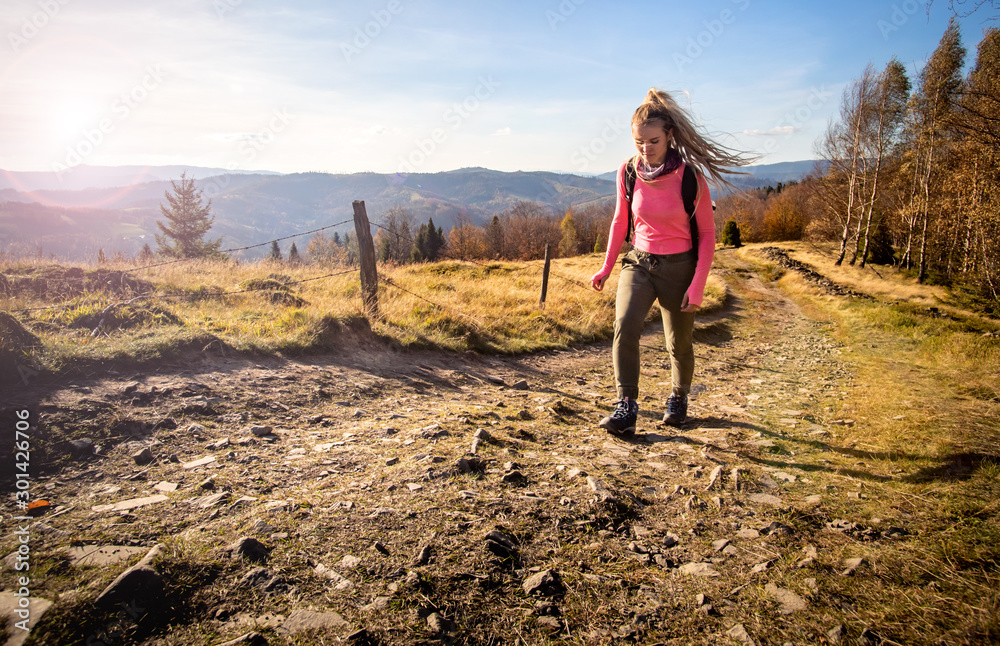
[662, 393, 688, 426]
[599, 398, 638, 436]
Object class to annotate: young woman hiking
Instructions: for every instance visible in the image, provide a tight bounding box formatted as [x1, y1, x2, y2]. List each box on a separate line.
[591, 88, 751, 435]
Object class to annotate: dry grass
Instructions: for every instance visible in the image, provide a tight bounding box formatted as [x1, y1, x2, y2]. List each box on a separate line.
[2, 251, 730, 373]
[743, 242, 1000, 644]
[783, 240, 953, 306]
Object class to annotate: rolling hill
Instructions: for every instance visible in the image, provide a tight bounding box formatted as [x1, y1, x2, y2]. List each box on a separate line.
[0, 161, 821, 261]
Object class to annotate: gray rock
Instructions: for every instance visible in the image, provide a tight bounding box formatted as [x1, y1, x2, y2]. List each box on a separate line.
[511, 379, 530, 390]
[200, 476, 216, 490]
[841, 556, 865, 576]
[94, 544, 166, 609]
[69, 438, 94, 458]
[132, 447, 154, 466]
[413, 544, 432, 566]
[426, 612, 457, 635]
[240, 567, 271, 587]
[662, 533, 680, 548]
[679, 562, 719, 577]
[485, 530, 519, 560]
[727, 623, 755, 645]
[759, 521, 793, 536]
[712, 539, 731, 552]
[502, 470, 527, 485]
[249, 425, 273, 437]
[523, 569, 566, 597]
[228, 537, 269, 563]
[707, 465, 724, 490]
[536, 615, 563, 632]
[456, 457, 486, 474]
[765, 583, 807, 614]
[278, 609, 347, 634]
[827, 624, 846, 644]
[749, 493, 783, 507]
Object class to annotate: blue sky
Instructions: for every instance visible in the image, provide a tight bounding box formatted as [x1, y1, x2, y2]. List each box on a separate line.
[0, 0, 994, 177]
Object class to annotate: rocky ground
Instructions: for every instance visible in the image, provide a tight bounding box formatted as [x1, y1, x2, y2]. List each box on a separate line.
[0, 248, 956, 645]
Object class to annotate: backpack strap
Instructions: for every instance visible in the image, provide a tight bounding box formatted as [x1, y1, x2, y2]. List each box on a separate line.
[681, 164, 700, 262]
[624, 158, 638, 244]
[624, 160, 702, 259]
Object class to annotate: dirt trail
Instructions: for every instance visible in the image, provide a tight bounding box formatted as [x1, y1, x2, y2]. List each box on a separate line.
[7, 248, 914, 646]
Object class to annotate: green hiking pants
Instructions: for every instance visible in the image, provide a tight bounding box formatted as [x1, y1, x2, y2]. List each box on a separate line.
[613, 248, 697, 400]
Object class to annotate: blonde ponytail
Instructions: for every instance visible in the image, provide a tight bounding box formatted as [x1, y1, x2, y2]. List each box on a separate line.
[632, 88, 756, 187]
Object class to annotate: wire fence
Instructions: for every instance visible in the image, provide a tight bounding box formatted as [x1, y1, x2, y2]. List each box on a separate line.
[1, 208, 602, 341]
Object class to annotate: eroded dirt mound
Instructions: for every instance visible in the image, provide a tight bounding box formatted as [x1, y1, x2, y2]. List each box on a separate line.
[0, 310, 40, 383]
[1, 265, 153, 300]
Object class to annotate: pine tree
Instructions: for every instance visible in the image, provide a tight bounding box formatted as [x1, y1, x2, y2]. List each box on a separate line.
[428, 218, 445, 260]
[269, 241, 282, 261]
[288, 243, 301, 264]
[413, 217, 445, 262]
[721, 220, 742, 248]
[155, 172, 223, 259]
[138, 243, 154, 263]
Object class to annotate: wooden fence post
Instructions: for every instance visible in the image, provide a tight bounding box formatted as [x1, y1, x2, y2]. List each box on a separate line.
[539, 243, 551, 310]
[352, 200, 379, 318]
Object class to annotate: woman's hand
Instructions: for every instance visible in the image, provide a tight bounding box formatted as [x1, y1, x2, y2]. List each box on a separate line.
[680, 292, 700, 313]
[591, 272, 609, 292]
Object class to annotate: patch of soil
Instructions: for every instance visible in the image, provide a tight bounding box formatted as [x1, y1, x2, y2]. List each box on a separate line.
[0, 310, 41, 383]
[2, 266, 153, 300]
[3, 248, 988, 646]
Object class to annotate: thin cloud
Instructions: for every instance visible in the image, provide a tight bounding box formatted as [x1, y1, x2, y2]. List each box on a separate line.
[742, 126, 798, 137]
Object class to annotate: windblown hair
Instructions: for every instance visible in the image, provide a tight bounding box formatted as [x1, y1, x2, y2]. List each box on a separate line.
[632, 88, 756, 187]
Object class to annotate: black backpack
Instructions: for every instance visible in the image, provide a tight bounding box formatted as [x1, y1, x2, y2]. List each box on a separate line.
[623, 159, 701, 261]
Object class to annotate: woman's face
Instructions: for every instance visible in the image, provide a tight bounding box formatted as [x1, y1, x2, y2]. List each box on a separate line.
[633, 121, 670, 167]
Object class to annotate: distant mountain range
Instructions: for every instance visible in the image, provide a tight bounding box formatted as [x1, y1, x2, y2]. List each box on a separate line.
[594, 159, 826, 186]
[0, 161, 824, 261]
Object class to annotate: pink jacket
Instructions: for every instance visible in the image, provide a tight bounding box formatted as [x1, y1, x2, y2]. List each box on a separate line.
[595, 160, 715, 306]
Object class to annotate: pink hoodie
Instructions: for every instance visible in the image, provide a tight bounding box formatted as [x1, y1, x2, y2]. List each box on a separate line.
[595, 160, 715, 306]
